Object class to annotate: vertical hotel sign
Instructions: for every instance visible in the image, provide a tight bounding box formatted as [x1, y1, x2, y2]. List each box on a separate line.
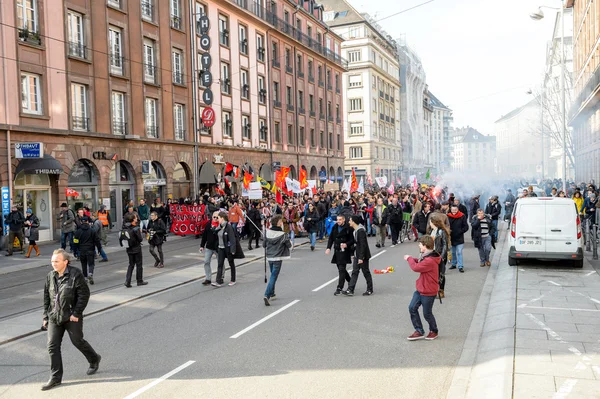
[1, 187, 9, 236]
[198, 15, 213, 107]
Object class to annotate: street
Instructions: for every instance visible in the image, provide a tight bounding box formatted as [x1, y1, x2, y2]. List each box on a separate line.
[0, 234, 490, 398]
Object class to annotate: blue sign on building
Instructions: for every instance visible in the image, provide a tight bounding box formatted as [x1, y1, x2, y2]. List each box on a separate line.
[1, 187, 10, 236]
[319, 170, 327, 182]
[15, 142, 43, 159]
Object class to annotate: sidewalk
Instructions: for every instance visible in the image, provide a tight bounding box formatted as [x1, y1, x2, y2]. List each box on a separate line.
[0, 236, 309, 346]
[447, 225, 600, 398]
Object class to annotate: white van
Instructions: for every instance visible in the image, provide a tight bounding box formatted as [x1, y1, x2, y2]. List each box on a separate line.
[508, 197, 583, 267]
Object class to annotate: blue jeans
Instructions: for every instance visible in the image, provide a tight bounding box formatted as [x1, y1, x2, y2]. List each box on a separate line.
[60, 231, 74, 252]
[96, 246, 108, 261]
[264, 261, 282, 298]
[408, 290, 438, 334]
[289, 228, 295, 244]
[478, 236, 492, 263]
[491, 220, 498, 242]
[366, 218, 373, 235]
[451, 244, 464, 269]
[309, 232, 317, 247]
[318, 220, 325, 240]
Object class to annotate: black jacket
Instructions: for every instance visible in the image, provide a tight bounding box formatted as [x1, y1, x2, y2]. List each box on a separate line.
[200, 224, 219, 251]
[216, 222, 237, 255]
[74, 223, 100, 255]
[43, 265, 90, 324]
[147, 218, 167, 245]
[316, 201, 327, 220]
[327, 222, 355, 265]
[25, 214, 40, 241]
[447, 211, 469, 246]
[471, 215, 496, 249]
[386, 204, 404, 224]
[120, 222, 143, 254]
[485, 202, 502, 221]
[413, 211, 431, 235]
[304, 209, 320, 233]
[372, 205, 388, 226]
[353, 225, 371, 261]
[5, 210, 25, 232]
[246, 208, 262, 233]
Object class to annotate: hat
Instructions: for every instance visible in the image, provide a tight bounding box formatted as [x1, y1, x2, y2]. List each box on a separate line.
[80, 216, 90, 223]
[26, 208, 32, 214]
[60, 202, 68, 208]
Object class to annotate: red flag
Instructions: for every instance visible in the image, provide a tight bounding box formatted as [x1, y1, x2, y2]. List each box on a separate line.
[243, 171, 253, 189]
[276, 189, 283, 205]
[350, 168, 358, 193]
[311, 185, 317, 195]
[299, 167, 308, 189]
[65, 188, 80, 197]
[233, 166, 240, 179]
[223, 177, 232, 195]
[224, 162, 234, 176]
[275, 167, 290, 190]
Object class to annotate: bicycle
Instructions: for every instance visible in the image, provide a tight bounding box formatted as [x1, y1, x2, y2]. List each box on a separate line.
[399, 213, 414, 243]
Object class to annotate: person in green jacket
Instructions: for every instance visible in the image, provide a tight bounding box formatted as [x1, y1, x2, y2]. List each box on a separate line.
[137, 199, 150, 232]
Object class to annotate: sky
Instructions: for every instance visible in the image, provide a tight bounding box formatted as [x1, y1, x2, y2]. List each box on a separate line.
[346, 0, 560, 135]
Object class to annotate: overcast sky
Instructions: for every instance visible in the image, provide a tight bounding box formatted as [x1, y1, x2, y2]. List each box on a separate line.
[347, 0, 559, 135]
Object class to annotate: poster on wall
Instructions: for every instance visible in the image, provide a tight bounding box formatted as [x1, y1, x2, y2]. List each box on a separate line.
[103, 198, 111, 209]
[169, 204, 209, 235]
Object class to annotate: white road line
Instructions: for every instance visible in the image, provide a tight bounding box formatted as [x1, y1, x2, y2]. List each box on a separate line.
[311, 250, 386, 292]
[570, 290, 600, 305]
[585, 271, 596, 277]
[548, 280, 562, 286]
[520, 305, 600, 312]
[123, 360, 195, 399]
[230, 300, 300, 339]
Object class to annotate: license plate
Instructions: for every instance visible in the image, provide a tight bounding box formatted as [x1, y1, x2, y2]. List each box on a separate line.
[519, 239, 542, 245]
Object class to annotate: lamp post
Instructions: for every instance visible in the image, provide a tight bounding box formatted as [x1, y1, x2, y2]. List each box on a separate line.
[530, 2, 567, 193]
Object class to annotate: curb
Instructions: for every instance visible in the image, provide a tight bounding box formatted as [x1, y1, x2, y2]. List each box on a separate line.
[446, 225, 516, 399]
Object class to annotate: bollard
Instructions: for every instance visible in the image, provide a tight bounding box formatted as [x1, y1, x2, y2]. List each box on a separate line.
[593, 225, 598, 260]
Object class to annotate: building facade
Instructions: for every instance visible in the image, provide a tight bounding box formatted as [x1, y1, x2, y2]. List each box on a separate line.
[451, 127, 496, 175]
[320, 0, 401, 183]
[0, 0, 346, 240]
[428, 91, 453, 175]
[423, 87, 433, 170]
[566, 0, 598, 182]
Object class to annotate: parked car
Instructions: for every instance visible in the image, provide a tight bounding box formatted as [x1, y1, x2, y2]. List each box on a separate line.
[508, 197, 583, 267]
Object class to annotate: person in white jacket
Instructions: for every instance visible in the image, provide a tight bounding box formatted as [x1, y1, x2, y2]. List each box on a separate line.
[263, 215, 292, 306]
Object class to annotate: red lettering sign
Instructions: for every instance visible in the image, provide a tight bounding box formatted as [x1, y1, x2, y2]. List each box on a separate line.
[201, 107, 215, 128]
[169, 205, 210, 236]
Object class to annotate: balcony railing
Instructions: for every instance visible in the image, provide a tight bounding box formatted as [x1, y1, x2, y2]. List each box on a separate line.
[146, 125, 158, 138]
[18, 28, 41, 45]
[571, 63, 600, 120]
[318, 80, 324, 87]
[336, 117, 341, 124]
[327, 115, 333, 121]
[259, 90, 266, 103]
[72, 116, 90, 131]
[287, 103, 294, 111]
[173, 71, 184, 85]
[242, 85, 250, 99]
[240, 39, 248, 54]
[327, 83, 332, 91]
[299, 107, 305, 114]
[171, 15, 182, 30]
[298, 70, 304, 79]
[144, 64, 157, 83]
[112, 121, 127, 135]
[68, 42, 88, 59]
[308, 74, 314, 83]
[174, 129, 186, 141]
[319, 113, 324, 120]
[273, 100, 282, 108]
[286, 65, 293, 74]
[310, 110, 316, 117]
[272, 59, 280, 68]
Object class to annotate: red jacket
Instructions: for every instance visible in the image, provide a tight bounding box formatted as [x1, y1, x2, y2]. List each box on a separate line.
[407, 252, 440, 296]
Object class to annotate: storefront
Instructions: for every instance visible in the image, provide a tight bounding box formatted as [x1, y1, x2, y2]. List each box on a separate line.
[66, 159, 99, 212]
[13, 154, 63, 242]
[109, 161, 136, 229]
[142, 161, 167, 203]
[172, 162, 192, 200]
[199, 161, 218, 194]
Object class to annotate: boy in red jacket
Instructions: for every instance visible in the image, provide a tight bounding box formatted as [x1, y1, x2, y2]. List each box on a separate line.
[404, 235, 440, 341]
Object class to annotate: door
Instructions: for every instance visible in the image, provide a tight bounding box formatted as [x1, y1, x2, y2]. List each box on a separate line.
[110, 187, 118, 228]
[515, 203, 546, 253]
[25, 189, 52, 242]
[545, 202, 578, 254]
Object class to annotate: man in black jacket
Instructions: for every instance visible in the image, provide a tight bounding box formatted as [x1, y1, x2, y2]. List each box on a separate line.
[147, 211, 167, 268]
[74, 216, 101, 285]
[343, 215, 373, 296]
[386, 197, 404, 245]
[413, 202, 432, 238]
[120, 215, 148, 287]
[447, 204, 469, 272]
[41, 249, 101, 391]
[485, 196, 502, 242]
[200, 211, 220, 285]
[326, 215, 355, 296]
[4, 205, 25, 256]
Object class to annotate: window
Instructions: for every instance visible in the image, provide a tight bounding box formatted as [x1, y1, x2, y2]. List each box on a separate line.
[221, 62, 230, 94]
[241, 69, 249, 99]
[310, 129, 316, 147]
[299, 127, 305, 146]
[143, 39, 156, 83]
[320, 130, 325, 148]
[372, 76, 376, 88]
[373, 122, 377, 137]
[308, 59, 314, 80]
[242, 115, 251, 139]
[287, 124, 294, 145]
[273, 81, 280, 102]
[335, 73, 340, 91]
[145, 98, 158, 138]
[222, 111, 232, 137]
[67, 11, 85, 58]
[274, 122, 281, 143]
[286, 86, 293, 106]
[239, 25, 248, 54]
[375, 146, 379, 158]
[271, 42, 279, 67]
[70, 83, 88, 131]
[259, 119, 267, 142]
[285, 48, 292, 71]
[107, 0, 121, 8]
[337, 134, 341, 150]
[309, 94, 314, 113]
[195, 2, 206, 17]
[171, 0, 182, 29]
[111, 91, 126, 135]
[348, 50, 361, 63]
[219, 14, 229, 46]
[297, 54, 303, 76]
[141, 0, 154, 21]
[258, 75, 266, 104]
[349, 98, 362, 111]
[109, 27, 123, 75]
[172, 48, 184, 85]
[21, 73, 42, 115]
[336, 104, 340, 120]
[298, 90, 304, 111]
[318, 65, 323, 84]
[348, 26, 360, 38]
[318, 98, 323, 117]
[17, 0, 38, 34]
[174, 104, 185, 140]
[349, 122, 363, 136]
[329, 131, 333, 149]
[348, 75, 362, 88]
[257, 33, 265, 62]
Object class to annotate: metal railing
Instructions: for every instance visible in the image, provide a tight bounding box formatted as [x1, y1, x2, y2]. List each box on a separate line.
[287, 103, 294, 111]
[174, 129, 186, 141]
[173, 71, 184, 85]
[308, 74, 314, 83]
[171, 15, 182, 30]
[68, 42, 87, 59]
[146, 125, 158, 138]
[272, 59, 280, 68]
[144, 64, 157, 83]
[72, 116, 90, 131]
[299, 107, 305, 114]
[318, 80, 324, 87]
[286, 65, 293, 74]
[273, 100, 282, 108]
[18, 28, 41, 45]
[112, 121, 127, 135]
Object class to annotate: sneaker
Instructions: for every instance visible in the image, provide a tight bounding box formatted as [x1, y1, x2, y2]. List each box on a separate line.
[263, 297, 270, 306]
[311, 246, 315, 251]
[425, 331, 439, 340]
[88, 276, 94, 285]
[211, 282, 222, 287]
[449, 265, 457, 270]
[202, 280, 211, 285]
[362, 291, 373, 296]
[459, 268, 464, 273]
[99, 259, 108, 263]
[270, 294, 276, 300]
[407, 331, 425, 341]
[375, 244, 381, 248]
[334, 289, 342, 296]
[228, 281, 237, 286]
[342, 290, 354, 296]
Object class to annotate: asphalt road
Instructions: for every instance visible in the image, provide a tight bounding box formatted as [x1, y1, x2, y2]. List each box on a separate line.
[0, 234, 491, 399]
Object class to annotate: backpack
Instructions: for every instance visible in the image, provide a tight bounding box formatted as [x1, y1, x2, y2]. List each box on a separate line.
[119, 227, 137, 249]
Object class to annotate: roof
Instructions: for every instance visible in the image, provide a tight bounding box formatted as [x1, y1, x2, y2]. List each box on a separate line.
[319, 0, 364, 26]
[428, 91, 450, 110]
[454, 127, 495, 143]
[494, 98, 539, 124]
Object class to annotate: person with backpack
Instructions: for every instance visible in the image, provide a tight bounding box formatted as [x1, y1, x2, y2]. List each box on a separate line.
[147, 211, 166, 268]
[73, 216, 101, 285]
[263, 214, 292, 306]
[57, 203, 76, 254]
[119, 215, 148, 287]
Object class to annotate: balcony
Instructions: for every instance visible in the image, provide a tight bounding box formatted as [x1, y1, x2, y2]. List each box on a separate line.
[327, 83, 332, 91]
[144, 65, 158, 84]
[258, 90, 267, 103]
[112, 121, 127, 135]
[272, 59, 280, 69]
[298, 70, 304, 79]
[172, 71, 184, 85]
[310, 110, 316, 117]
[319, 113, 324, 120]
[257, 47, 265, 62]
[336, 117, 341, 124]
[336, 87, 340, 94]
[287, 103, 294, 112]
[68, 42, 88, 59]
[174, 129, 186, 141]
[146, 125, 158, 138]
[18, 28, 41, 45]
[571, 63, 600, 122]
[318, 80, 324, 88]
[327, 115, 333, 122]
[72, 116, 90, 131]
[273, 100, 282, 108]
[171, 15, 182, 30]
[286, 65, 293, 74]
[308, 74, 314, 83]
[299, 107, 306, 115]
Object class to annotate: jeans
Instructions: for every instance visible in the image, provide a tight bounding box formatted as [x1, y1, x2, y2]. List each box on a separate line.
[491, 219, 498, 242]
[375, 225, 386, 246]
[149, 243, 164, 265]
[336, 262, 351, 290]
[47, 319, 99, 382]
[203, 249, 215, 281]
[289, 228, 295, 244]
[348, 258, 373, 292]
[408, 290, 438, 335]
[96, 245, 108, 261]
[217, 248, 236, 284]
[264, 260, 282, 298]
[79, 253, 95, 277]
[60, 231, 73, 252]
[478, 236, 492, 263]
[126, 252, 144, 284]
[140, 219, 149, 231]
[366, 218, 373, 235]
[451, 244, 464, 269]
[309, 232, 317, 247]
[318, 220, 325, 240]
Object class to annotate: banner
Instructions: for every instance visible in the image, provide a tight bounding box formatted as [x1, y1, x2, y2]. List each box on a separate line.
[358, 177, 364, 194]
[375, 176, 388, 188]
[285, 178, 302, 194]
[242, 182, 262, 199]
[169, 204, 209, 235]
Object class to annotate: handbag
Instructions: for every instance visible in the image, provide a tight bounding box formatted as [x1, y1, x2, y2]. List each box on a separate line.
[24, 227, 30, 238]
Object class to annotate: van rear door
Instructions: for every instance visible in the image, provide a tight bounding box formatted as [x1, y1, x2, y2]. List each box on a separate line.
[545, 201, 578, 254]
[515, 202, 546, 253]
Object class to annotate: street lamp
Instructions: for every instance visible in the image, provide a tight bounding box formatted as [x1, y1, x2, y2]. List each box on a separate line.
[530, 2, 567, 193]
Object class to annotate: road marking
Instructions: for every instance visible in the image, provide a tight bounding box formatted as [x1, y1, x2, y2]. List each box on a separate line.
[585, 271, 596, 277]
[123, 360, 195, 399]
[569, 290, 600, 305]
[547, 280, 562, 286]
[311, 251, 386, 292]
[230, 300, 300, 339]
[520, 305, 600, 312]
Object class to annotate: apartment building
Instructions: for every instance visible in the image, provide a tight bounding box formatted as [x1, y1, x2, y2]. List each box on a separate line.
[320, 0, 401, 183]
[429, 91, 453, 175]
[0, 0, 346, 240]
[451, 127, 496, 175]
[566, 0, 599, 182]
[423, 87, 433, 171]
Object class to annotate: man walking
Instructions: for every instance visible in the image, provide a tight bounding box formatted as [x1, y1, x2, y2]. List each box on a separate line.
[119, 215, 148, 287]
[200, 211, 220, 285]
[372, 197, 388, 248]
[412, 202, 432, 238]
[472, 209, 495, 267]
[41, 249, 101, 391]
[96, 205, 111, 247]
[447, 204, 469, 272]
[74, 216, 101, 285]
[343, 215, 373, 296]
[326, 215, 355, 296]
[138, 199, 150, 232]
[90, 214, 109, 263]
[4, 205, 25, 256]
[485, 196, 502, 242]
[147, 211, 166, 268]
[386, 197, 404, 245]
[263, 215, 292, 305]
[57, 203, 76, 254]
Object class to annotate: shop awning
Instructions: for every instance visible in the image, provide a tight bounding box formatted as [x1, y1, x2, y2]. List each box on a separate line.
[15, 154, 63, 175]
[199, 161, 218, 184]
